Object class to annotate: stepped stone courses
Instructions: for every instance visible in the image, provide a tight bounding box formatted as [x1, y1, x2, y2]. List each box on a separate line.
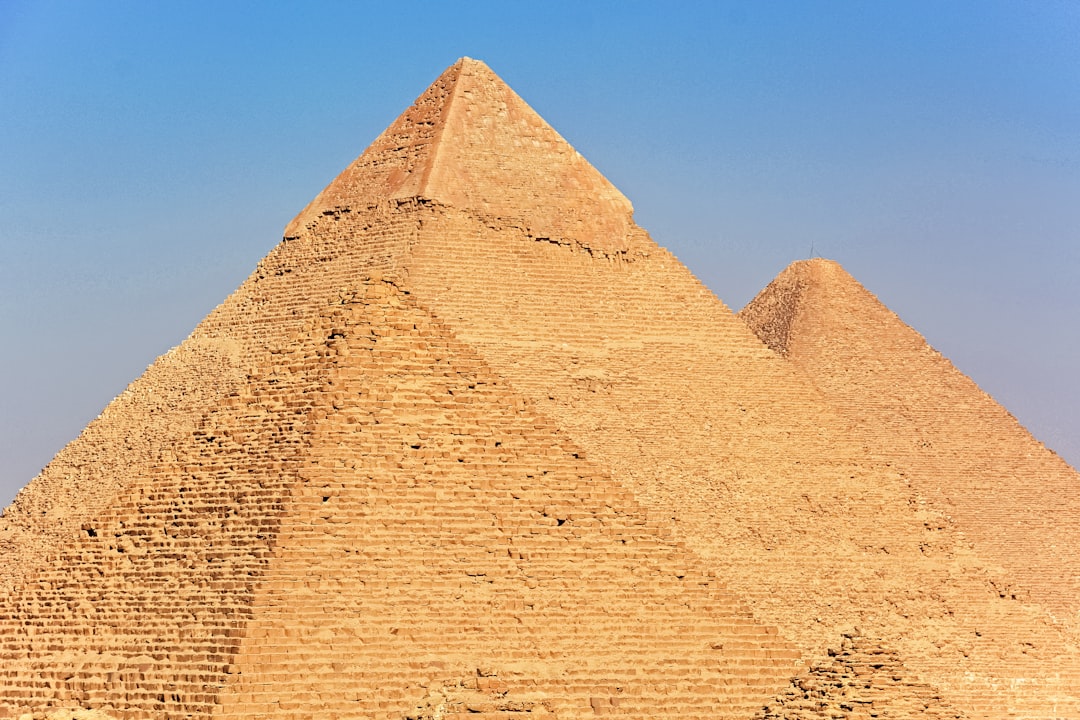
[1, 57, 1077, 719]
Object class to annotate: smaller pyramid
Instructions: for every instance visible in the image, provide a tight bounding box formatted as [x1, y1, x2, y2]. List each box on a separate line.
[740, 258, 1080, 622]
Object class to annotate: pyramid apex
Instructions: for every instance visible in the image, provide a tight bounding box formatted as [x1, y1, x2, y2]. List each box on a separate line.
[739, 257, 847, 356]
[741, 258, 880, 357]
[787, 256, 842, 272]
[285, 59, 633, 253]
[451, 56, 498, 74]
[771, 257, 855, 290]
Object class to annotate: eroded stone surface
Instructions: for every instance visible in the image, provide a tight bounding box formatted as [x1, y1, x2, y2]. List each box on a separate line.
[759, 630, 966, 720]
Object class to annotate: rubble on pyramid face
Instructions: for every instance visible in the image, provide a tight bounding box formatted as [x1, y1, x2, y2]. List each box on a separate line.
[740, 258, 1080, 623]
[404, 671, 558, 719]
[759, 630, 966, 720]
[26, 709, 120, 720]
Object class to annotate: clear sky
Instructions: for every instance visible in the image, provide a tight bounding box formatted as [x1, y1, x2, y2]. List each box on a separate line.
[1, 1, 1078, 506]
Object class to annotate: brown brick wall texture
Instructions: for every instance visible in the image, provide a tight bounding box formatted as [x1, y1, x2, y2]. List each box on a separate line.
[0, 57, 1076, 719]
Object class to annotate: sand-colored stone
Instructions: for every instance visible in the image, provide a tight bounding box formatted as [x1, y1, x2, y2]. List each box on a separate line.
[0, 58, 1077, 719]
[760, 630, 967, 720]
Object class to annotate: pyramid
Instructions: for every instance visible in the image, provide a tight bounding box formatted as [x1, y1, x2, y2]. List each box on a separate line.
[1, 58, 1078, 719]
[0, 57, 796, 720]
[740, 258, 1080, 622]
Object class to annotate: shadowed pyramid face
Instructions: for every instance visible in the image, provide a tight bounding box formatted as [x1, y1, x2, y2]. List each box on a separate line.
[2, 58, 1079, 720]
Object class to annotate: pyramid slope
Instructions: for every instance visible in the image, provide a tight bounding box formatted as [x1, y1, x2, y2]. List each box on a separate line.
[0, 202, 436, 714]
[282, 63, 455, 235]
[397, 202, 1080, 717]
[740, 258, 1080, 622]
[212, 283, 802, 719]
[0, 202, 427, 593]
[0, 308, 331, 715]
[0, 275, 802, 718]
[3, 58, 1080, 719]
[0, 338, 245, 594]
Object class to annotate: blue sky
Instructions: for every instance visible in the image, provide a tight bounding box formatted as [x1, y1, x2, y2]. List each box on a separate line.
[1, 1, 1078, 505]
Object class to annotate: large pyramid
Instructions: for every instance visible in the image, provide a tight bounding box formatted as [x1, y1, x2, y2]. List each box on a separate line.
[1, 58, 1078, 719]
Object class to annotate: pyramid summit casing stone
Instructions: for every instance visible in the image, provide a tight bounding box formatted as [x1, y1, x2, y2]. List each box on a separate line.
[285, 58, 635, 256]
[1, 58, 1078, 719]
